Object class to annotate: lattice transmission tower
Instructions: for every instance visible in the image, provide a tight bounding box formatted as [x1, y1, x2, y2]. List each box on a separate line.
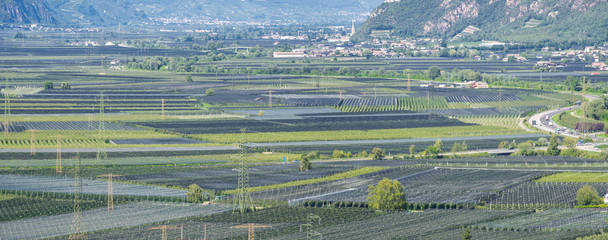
[235, 128, 254, 213]
[69, 155, 87, 239]
[97, 174, 122, 210]
[302, 214, 322, 240]
[97, 91, 107, 160]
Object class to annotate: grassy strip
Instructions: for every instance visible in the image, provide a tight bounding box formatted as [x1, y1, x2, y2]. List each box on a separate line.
[223, 166, 385, 194]
[535, 172, 608, 182]
[194, 126, 527, 143]
[182, 153, 303, 163]
[457, 115, 522, 130]
[0, 130, 181, 148]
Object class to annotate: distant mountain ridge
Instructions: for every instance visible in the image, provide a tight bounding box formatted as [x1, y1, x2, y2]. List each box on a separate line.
[0, 0, 56, 24]
[355, 0, 608, 43]
[0, 0, 386, 26]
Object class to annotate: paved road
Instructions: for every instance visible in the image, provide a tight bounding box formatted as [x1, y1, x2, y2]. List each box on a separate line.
[528, 93, 606, 152]
[528, 106, 580, 137]
[0, 146, 239, 153]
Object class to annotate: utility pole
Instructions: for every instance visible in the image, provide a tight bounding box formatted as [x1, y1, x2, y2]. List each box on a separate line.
[231, 223, 271, 240]
[374, 86, 377, 99]
[27, 129, 39, 155]
[55, 135, 62, 174]
[235, 128, 254, 214]
[203, 224, 208, 240]
[149, 225, 179, 240]
[265, 91, 275, 108]
[69, 155, 86, 240]
[97, 91, 107, 160]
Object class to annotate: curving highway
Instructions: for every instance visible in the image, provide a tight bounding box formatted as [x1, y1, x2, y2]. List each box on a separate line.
[528, 94, 607, 152]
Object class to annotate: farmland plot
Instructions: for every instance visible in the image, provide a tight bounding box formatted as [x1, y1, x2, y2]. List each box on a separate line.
[488, 182, 608, 207]
[476, 209, 608, 231]
[0, 174, 187, 197]
[425, 106, 544, 116]
[13, 121, 141, 131]
[446, 94, 522, 103]
[271, 210, 527, 240]
[126, 164, 354, 190]
[250, 167, 544, 205]
[0, 201, 231, 240]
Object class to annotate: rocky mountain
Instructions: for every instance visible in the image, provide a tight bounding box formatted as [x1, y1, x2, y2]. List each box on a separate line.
[0, 0, 56, 24]
[354, 0, 608, 43]
[130, 0, 384, 24]
[0, 0, 385, 26]
[45, 0, 148, 26]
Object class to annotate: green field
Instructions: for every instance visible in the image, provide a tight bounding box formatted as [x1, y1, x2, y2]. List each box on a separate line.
[535, 172, 608, 182]
[194, 125, 527, 143]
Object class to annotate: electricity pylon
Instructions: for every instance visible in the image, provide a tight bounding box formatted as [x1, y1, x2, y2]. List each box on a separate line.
[69, 154, 86, 240]
[265, 91, 275, 108]
[149, 225, 179, 240]
[54, 135, 63, 174]
[97, 91, 107, 160]
[27, 129, 39, 155]
[202, 224, 209, 240]
[235, 128, 254, 214]
[231, 223, 271, 240]
[97, 174, 123, 210]
[303, 214, 322, 240]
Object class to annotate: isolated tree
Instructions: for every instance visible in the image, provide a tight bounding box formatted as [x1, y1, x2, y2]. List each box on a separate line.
[460, 141, 468, 151]
[427, 66, 442, 80]
[367, 178, 407, 211]
[546, 135, 560, 156]
[451, 142, 462, 153]
[433, 139, 443, 152]
[332, 149, 346, 159]
[185, 75, 193, 82]
[498, 141, 508, 149]
[299, 151, 318, 171]
[43, 81, 53, 90]
[462, 226, 472, 240]
[187, 184, 204, 203]
[205, 88, 215, 96]
[371, 147, 385, 160]
[300, 157, 312, 171]
[564, 137, 578, 149]
[409, 145, 416, 158]
[576, 185, 604, 206]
